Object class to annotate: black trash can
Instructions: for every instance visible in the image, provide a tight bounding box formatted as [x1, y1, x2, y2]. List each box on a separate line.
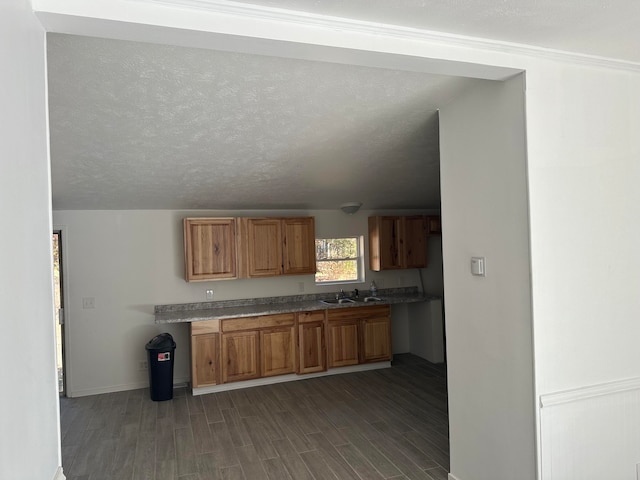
[145, 333, 176, 401]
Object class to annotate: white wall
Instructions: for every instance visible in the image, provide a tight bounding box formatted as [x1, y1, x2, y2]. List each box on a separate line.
[525, 61, 640, 479]
[0, 3, 61, 480]
[439, 75, 535, 480]
[409, 299, 444, 363]
[52, 208, 443, 397]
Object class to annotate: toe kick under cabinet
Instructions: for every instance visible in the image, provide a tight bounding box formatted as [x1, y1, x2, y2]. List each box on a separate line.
[189, 305, 391, 390]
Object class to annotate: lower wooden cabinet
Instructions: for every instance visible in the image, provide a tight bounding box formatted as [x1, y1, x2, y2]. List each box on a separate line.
[327, 320, 360, 367]
[220, 313, 296, 384]
[327, 305, 391, 367]
[297, 311, 327, 374]
[261, 327, 295, 377]
[361, 316, 392, 363]
[191, 333, 219, 387]
[190, 306, 391, 389]
[221, 330, 260, 383]
[190, 319, 221, 388]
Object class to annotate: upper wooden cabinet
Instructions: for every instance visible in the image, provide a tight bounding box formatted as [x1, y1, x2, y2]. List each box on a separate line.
[184, 216, 316, 281]
[369, 215, 429, 271]
[403, 216, 429, 269]
[240, 218, 282, 277]
[282, 217, 316, 275]
[427, 215, 441, 235]
[239, 217, 316, 278]
[184, 218, 238, 281]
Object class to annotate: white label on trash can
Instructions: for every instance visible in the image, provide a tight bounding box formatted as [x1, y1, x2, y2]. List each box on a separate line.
[157, 352, 171, 361]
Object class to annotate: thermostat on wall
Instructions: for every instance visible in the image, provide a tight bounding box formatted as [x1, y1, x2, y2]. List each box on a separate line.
[471, 257, 486, 276]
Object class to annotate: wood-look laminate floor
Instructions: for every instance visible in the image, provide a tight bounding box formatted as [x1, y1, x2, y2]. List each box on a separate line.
[60, 354, 449, 480]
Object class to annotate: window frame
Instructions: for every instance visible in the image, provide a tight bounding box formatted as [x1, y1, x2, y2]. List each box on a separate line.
[314, 236, 365, 285]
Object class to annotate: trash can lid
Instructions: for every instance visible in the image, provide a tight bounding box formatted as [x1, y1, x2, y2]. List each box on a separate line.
[146, 333, 176, 350]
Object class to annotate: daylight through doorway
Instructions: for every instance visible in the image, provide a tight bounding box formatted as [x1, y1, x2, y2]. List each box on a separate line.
[53, 231, 65, 395]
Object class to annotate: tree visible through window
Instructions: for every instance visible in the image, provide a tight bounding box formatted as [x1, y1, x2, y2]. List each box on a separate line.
[315, 237, 362, 284]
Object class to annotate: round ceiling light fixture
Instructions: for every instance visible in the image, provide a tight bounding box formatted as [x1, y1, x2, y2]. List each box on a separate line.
[340, 202, 363, 214]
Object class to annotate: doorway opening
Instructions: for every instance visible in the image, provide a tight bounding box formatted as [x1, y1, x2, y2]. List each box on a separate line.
[53, 230, 66, 396]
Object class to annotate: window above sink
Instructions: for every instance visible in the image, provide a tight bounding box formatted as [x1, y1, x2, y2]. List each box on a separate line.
[315, 236, 364, 285]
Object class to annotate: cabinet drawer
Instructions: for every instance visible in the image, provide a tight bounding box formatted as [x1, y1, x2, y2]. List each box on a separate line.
[259, 313, 295, 328]
[221, 317, 261, 332]
[327, 305, 390, 322]
[191, 319, 220, 335]
[221, 313, 295, 332]
[297, 311, 325, 324]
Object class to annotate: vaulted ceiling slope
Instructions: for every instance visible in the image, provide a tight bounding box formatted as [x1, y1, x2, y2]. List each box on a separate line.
[48, 1, 639, 211]
[47, 34, 478, 210]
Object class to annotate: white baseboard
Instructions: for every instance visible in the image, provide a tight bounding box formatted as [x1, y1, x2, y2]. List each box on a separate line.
[67, 376, 190, 398]
[53, 466, 66, 480]
[448, 474, 460, 480]
[193, 362, 392, 396]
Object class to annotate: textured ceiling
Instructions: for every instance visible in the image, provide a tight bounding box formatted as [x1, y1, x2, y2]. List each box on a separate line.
[47, 34, 478, 210]
[230, 0, 640, 63]
[47, 1, 639, 210]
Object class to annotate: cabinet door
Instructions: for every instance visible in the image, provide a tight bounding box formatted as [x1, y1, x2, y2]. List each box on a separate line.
[191, 333, 219, 387]
[298, 320, 326, 374]
[427, 215, 441, 235]
[403, 216, 428, 269]
[369, 216, 403, 271]
[282, 217, 316, 275]
[221, 331, 260, 383]
[327, 320, 359, 367]
[184, 218, 237, 281]
[361, 316, 392, 363]
[261, 327, 295, 377]
[244, 218, 283, 277]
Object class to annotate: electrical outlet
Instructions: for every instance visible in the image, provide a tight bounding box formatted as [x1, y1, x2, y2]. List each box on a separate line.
[206, 289, 214, 300]
[82, 297, 95, 309]
[298, 282, 305, 293]
[139, 360, 148, 371]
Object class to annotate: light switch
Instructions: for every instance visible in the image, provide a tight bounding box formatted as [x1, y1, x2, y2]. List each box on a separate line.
[471, 257, 486, 276]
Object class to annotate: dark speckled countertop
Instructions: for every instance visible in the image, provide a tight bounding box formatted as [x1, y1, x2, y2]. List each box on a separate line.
[154, 287, 439, 324]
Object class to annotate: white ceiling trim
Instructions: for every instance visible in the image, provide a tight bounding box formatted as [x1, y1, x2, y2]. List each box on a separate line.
[136, 0, 640, 72]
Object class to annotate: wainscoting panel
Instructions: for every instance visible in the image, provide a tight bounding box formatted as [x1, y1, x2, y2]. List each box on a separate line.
[540, 377, 640, 479]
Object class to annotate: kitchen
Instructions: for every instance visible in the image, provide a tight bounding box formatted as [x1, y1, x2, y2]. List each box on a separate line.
[48, 34, 453, 399]
[52, 208, 445, 397]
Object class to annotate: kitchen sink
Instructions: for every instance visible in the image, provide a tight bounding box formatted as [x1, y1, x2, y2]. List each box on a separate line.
[318, 297, 384, 305]
[319, 298, 356, 305]
[363, 296, 383, 302]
